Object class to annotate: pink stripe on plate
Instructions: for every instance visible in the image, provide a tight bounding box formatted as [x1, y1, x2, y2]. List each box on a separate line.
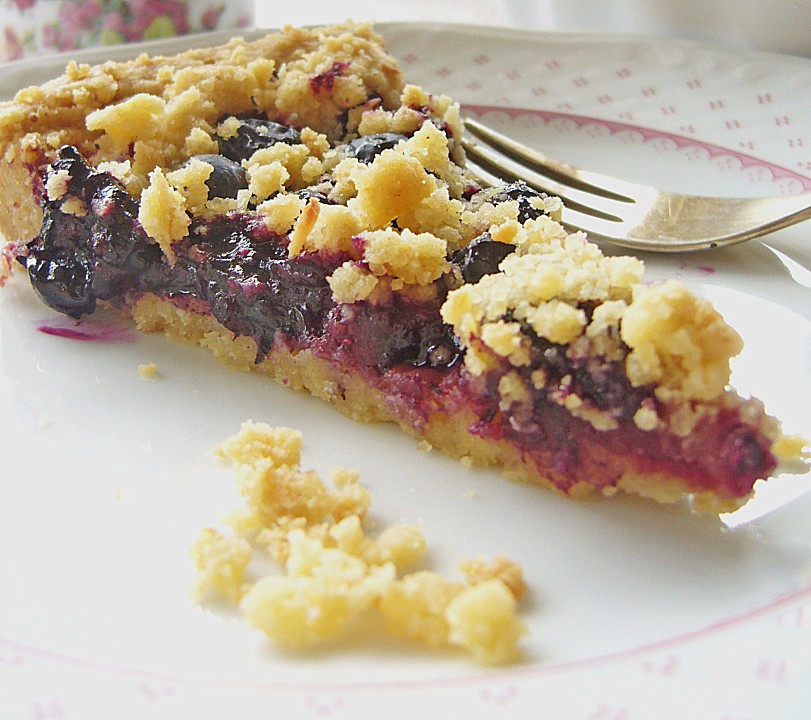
[464, 104, 811, 192]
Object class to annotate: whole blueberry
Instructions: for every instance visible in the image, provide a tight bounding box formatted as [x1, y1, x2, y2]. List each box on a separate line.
[25, 247, 96, 318]
[189, 154, 248, 199]
[415, 333, 463, 369]
[296, 187, 334, 204]
[344, 132, 407, 163]
[452, 231, 515, 283]
[217, 117, 301, 163]
[491, 181, 548, 223]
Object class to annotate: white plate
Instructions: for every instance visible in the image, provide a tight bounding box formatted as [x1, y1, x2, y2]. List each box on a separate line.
[1, 22, 810, 719]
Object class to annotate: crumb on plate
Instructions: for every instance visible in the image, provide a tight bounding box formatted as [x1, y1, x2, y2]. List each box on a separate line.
[192, 421, 528, 665]
[138, 362, 160, 378]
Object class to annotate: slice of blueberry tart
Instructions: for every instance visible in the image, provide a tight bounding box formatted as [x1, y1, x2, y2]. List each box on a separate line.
[0, 22, 798, 512]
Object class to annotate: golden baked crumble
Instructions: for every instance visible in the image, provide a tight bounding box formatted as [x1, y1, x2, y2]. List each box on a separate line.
[192, 422, 527, 665]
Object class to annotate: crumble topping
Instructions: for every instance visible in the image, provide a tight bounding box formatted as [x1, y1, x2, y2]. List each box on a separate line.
[138, 167, 190, 261]
[633, 404, 661, 432]
[441, 225, 645, 374]
[288, 200, 363, 256]
[184, 126, 220, 158]
[772, 434, 809, 462]
[95, 159, 136, 189]
[247, 143, 324, 198]
[59, 196, 88, 218]
[0, 23, 403, 205]
[327, 262, 379, 304]
[348, 149, 436, 229]
[165, 158, 215, 215]
[86, 92, 172, 153]
[191, 422, 527, 665]
[45, 169, 71, 202]
[256, 193, 306, 235]
[191, 527, 252, 604]
[359, 84, 461, 144]
[441, 220, 744, 406]
[360, 228, 449, 287]
[621, 279, 744, 402]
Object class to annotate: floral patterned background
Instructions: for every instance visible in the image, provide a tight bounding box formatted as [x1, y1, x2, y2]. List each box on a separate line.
[0, 0, 254, 61]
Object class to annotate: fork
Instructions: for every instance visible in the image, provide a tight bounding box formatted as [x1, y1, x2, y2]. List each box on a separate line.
[461, 117, 811, 252]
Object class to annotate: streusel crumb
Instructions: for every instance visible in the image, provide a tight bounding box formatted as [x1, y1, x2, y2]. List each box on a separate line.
[137, 362, 160, 378]
[621, 279, 744, 402]
[772, 434, 809, 461]
[192, 421, 527, 664]
[138, 167, 190, 261]
[360, 227, 449, 287]
[191, 527, 252, 603]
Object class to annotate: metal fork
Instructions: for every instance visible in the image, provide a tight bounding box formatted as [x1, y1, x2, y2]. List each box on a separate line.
[462, 117, 811, 252]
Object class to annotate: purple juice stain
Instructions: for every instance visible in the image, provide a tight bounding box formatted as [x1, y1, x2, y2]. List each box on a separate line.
[678, 262, 716, 274]
[37, 317, 138, 343]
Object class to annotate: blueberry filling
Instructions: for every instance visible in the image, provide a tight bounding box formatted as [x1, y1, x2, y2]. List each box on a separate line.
[22, 146, 459, 372]
[325, 300, 463, 371]
[25, 245, 97, 317]
[470, 334, 775, 495]
[523, 322, 648, 420]
[309, 61, 350, 94]
[451, 231, 515, 283]
[187, 154, 248, 199]
[296, 187, 335, 204]
[488, 181, 549, 223]
[216, 116, 302, 163]
[344, 132, 408, 163]
[23, 146, 159, 318]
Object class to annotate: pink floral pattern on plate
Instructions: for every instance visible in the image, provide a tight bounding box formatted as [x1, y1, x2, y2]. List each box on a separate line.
[0, 0, 254, 62]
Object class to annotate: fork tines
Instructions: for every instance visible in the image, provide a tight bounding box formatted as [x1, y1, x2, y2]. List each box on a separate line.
[460, 116, 811, 252]
[461, 117, 637, 224]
